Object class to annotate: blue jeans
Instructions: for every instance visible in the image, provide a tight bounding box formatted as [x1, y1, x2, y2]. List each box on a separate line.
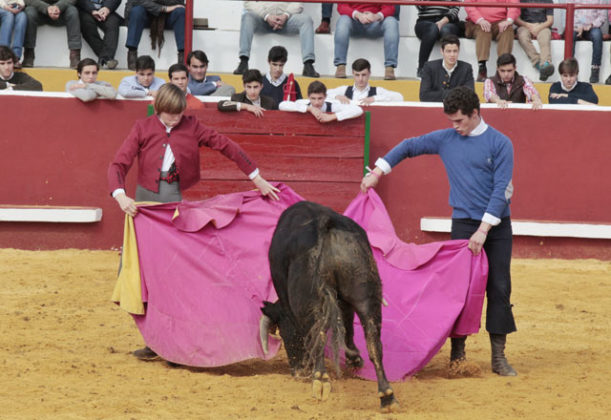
[238, 11, 315, 62]
[334, 15, 399, 67]
[321, 3, 333, 20]
[573, 27, 602, 67]
[126, 5, 185, 50]
[0, 9, 27, 58]
[414, 19, 461, 70]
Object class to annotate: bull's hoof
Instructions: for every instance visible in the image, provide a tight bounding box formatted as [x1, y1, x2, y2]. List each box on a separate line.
[345, 354, 364, 369]
[312, 372, 331, 401]
[379, 388, 399, 413]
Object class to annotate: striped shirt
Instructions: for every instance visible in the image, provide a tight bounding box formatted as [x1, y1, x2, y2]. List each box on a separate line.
[416, 3, 460, 22]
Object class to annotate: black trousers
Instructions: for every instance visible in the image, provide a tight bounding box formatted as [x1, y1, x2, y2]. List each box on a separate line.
[79, 10, 122, 61]
[451, 217, 517, 335]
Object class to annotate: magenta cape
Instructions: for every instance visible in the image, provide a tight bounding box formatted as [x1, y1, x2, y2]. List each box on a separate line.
[126, 184, 487, 381]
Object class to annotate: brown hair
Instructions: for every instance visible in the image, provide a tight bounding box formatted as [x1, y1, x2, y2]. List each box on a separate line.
[558, 57, 579, 75]
[154, 83, 187, 114]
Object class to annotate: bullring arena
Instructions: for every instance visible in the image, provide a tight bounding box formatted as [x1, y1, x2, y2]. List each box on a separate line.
[2, 1, 611, 419]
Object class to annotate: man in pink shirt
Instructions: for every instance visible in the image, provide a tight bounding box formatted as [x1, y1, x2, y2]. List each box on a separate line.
[465, 0, 520, 82]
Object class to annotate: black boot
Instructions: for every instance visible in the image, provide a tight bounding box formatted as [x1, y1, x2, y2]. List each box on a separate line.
[302, 60, 319, 78]
[127, 49, 137, 71]
[133, 346, 160, 361]
[233, 56, 248, 75]
[177, 50, 184, 65]
[450, 337, 466, 362]
[490, 333, 517, 376]
[477, 61, 487, 82]
[22, 48, 35, 68]
[589, 66, 600, 84]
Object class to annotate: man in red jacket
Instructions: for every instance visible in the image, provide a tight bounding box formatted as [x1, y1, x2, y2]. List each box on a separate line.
[465, 0, 520, 82]
[334, 2, 399, 80]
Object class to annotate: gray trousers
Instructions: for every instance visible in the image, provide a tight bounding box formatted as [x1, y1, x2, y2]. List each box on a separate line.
[24, 5, 82, 50]
[135, 180, 181, 203]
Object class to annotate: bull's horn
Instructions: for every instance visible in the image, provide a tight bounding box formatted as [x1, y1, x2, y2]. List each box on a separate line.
[259, 315, 272, 355]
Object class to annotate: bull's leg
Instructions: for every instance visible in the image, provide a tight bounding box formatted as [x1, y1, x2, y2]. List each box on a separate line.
[339, 302, 363, 369]
[311, 331, 331, 401]
[356, 310, 399, 412]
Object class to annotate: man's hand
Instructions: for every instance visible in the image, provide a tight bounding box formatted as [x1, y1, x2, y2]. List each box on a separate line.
[245, 103, 265, 118]
[115, 193, 138, 217]
[165, 4, 185, 13]
[335, 95, 351, 104]
[436, 17, 449, 31]
[307, 105, 323, 120]
[355, 11, 378, 24]
[478, 19, 491, 32]
[498, 19, 513, 33]
[576, 25, 584, 38]
[529, 22, 543, 37]
[317, 113, 337, 123]
[358, 97, 375, 106]
[6, 3, 23, 13]
[252, 175, 280, 200]
[496, 99, 511, 109]
[531, 97, 543, 110]
[70, 82, 87, 91]
[550, 93, 568, 99]
[360, 169, 382, 193]
[266, 14, 288, 30]
[468, 228, 488, 255]
[47, 5, 61, 20]
[149, 90, 158, 98]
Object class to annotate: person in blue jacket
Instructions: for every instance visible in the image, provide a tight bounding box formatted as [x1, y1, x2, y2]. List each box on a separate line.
[361, 86, 518, 377]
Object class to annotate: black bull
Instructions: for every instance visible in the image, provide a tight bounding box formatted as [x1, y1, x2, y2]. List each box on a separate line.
[259, 201, 398, 411]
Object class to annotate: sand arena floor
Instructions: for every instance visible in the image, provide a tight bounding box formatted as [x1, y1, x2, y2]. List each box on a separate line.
[1, 249, 609, 419]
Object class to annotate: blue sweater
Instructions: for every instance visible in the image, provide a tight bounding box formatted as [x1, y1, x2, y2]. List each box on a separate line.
[383, 125, 513, 221]
[188, 75, 221, 96]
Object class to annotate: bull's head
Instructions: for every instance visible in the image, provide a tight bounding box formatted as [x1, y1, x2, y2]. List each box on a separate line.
[260, 301, 306, 375]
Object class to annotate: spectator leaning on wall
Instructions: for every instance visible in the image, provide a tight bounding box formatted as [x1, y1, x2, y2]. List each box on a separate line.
[218, 69, 278, 117]
[66, 57, 117, 101]
[118, 54, 165, 98]
[484, 53, 542, 110]
[186, 50, 235, 97]
[0, 44, 42, 90]
[548, 57, 599, 105]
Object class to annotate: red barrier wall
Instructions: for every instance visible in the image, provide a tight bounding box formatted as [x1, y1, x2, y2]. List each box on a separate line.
[1, 96, 609, 259]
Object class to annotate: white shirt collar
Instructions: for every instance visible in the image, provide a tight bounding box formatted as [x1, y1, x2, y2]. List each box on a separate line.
[443, 60, 457, 75]
[468, 118, 488, 137]
[0, 72, 14, 81]
[157, 116, 174, 133]
[561, 81, 577, 92]
[266, 72, 286, 87]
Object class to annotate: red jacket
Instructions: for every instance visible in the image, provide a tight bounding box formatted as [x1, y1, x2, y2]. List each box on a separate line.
[108, 115, 257, 194]
[338, 3, 396, 18]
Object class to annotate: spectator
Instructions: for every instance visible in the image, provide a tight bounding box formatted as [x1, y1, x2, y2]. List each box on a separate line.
[118, 54, 165, 98]
[124, 0, 185, 71]
[515, 0, 554, 81]
[484, 53, 542, 110]
[233, 2, 319, 78]
[419, 35, 474, 103]
[66, 57, 116, 101]
[261, 45, 303, 105]
[315, 2, 333, 34]
[414, 1, 462, 78]
[465, 0, 519, 82]
[0, 45, 42, 90]
[568, 0, 605, 83]
[23, 0, 82, 68]
[279, 80, 363, 123]
[187, 50, 235, 97]
[334, 2, 399, 80]
[548, 57, 598, 104]
[76, 0, 122, 69]
[0, 0, 26, 68]
[217, 69, 277, 117]
[327, 58, 403, 105]
[169, 62, 203, 110]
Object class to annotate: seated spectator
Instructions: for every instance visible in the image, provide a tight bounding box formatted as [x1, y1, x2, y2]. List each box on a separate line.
[515, 0, 554, 81]
[315, 2, 333, 34]
[327, 58, 403, 105]
[419, 35, 474, 103]
[334, 2, 399, 80]
[414, 1, 462, 78]
[261, 45, 303, 105]
[465, 0, 519, 82]
[279, 80, 363, 123]
[217, 69, 277, 117]
[484, 53, 542, 110]
[233, 1, 319, 78]
[568, 0, 605, 83]
[23, 0, 82, 68]
[169, 62, 203, 110]
[124, 0, 185, 71]
[548, 57, 598, 105]
[76, 0, 122, 69]
[65, 57, 117, 101]
[0, 45, 42, 90]
[0, 0, 26, 68]
[118, 55, 165, 98]
[187, 50, 235, 97]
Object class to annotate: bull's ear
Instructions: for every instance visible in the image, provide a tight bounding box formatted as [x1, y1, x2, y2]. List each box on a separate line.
[261, 300, 282, 321]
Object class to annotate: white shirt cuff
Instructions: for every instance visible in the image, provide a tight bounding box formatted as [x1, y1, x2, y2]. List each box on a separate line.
[112, 188, 126, 198]
[506, 18, 514, 24]
[374, 158, 392, 175]
[248, 168, 260, 180]
[482, 212, 501, 226]
[236, 102, 241, 111]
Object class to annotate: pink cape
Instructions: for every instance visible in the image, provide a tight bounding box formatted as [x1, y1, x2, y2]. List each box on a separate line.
[128, 184, 487, 381]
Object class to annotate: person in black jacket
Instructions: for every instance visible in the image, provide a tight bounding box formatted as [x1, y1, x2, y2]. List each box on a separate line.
[217, 69, 277, 117]
[548, 58, 598, 105]
[76, 0, 123, 69]
[419, 35, 474, 103]
[0, 46, 42, 90]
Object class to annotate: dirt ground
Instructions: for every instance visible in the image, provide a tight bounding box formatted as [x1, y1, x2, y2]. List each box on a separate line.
[1, 249, 609, 420]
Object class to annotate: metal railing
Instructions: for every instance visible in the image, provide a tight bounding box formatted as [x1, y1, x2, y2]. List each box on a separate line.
[183, 0, 611, 64]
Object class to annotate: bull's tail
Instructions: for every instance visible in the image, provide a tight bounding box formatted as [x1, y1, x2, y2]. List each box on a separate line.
[303, 215, 345, 376]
